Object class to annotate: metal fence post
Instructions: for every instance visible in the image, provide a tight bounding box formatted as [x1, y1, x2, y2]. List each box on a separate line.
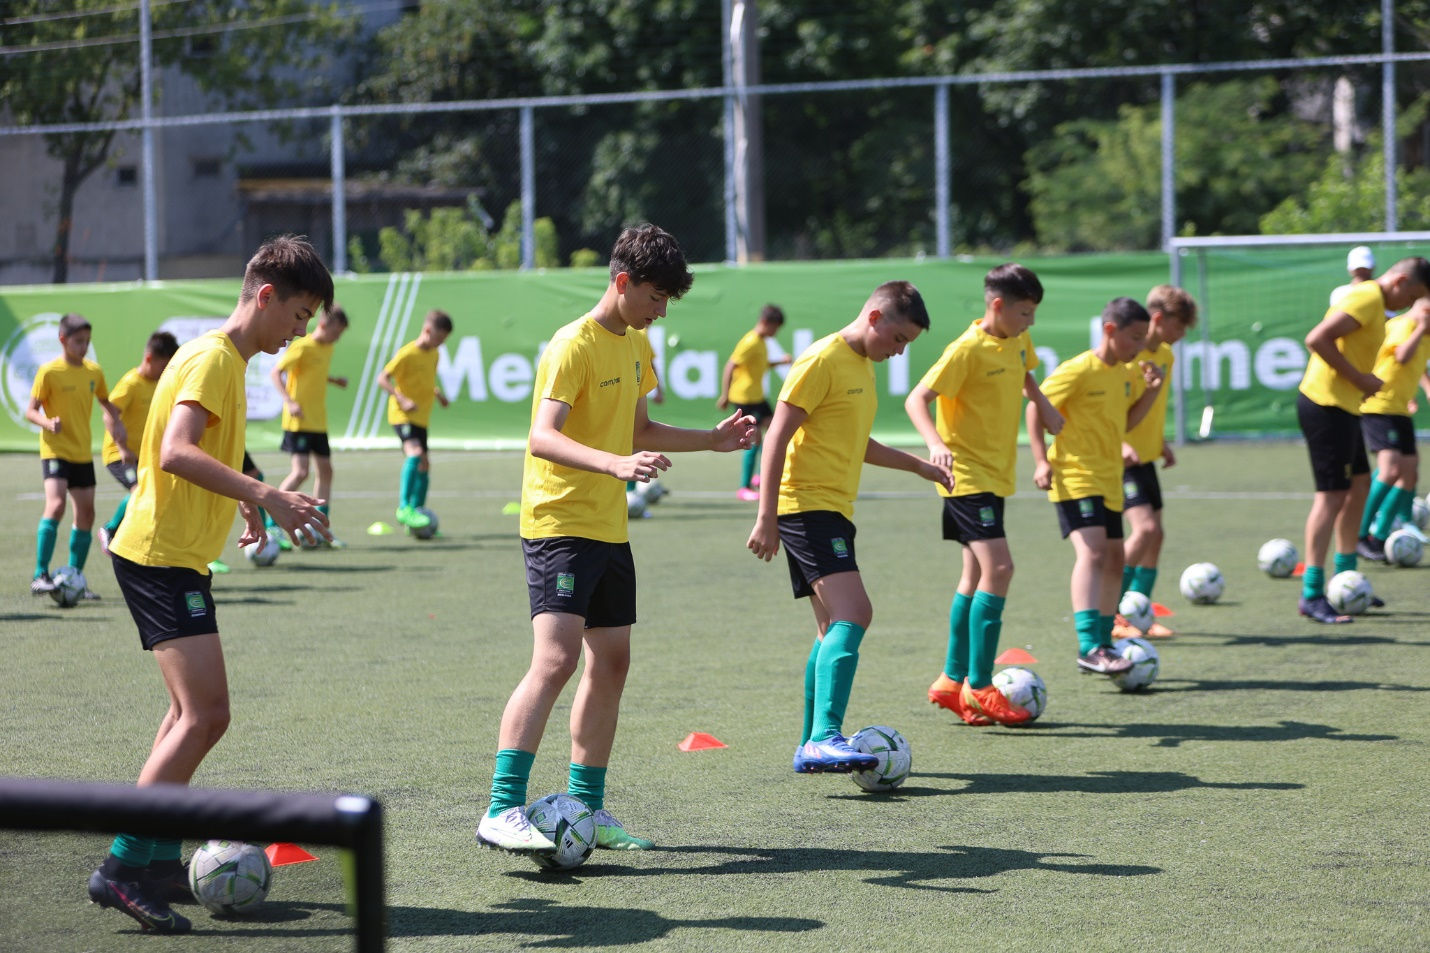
[1383, 0, 1398, 232]
[520, 105, 534, 270]
[935, 83, 950, 259]
[331, 107, 347, 275]
[140, 0, 158, 281]
[1161, 71, 1175, 254]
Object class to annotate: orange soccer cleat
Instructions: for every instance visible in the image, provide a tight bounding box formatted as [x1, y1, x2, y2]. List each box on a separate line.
[928, 673, 992, 726]
[961, 681, 1034, 727]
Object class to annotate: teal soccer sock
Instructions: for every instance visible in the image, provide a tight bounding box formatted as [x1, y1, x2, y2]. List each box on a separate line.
[35, 517, 58, 577]
[801, 635, 820, 745]
[487, 748, 536, 817]
[811, 621, 866, 742]
[150, 838, 183, 864]
[1333, 552, 1357, 575]
[107, 833, 155, 870]
[567, 762, 607, 811]
[1130, 566, 1158, 598]
[1373, 487, 1411, 539]
[400, 456, 421, 509]
[1361, 475, 1393, 537]
[414, 469, 430, 507]
[105, 494, 129, 533]
[1099, 614, 1116, 648]
[943, 592, 973, 682]
[69, 528, 92, 572]
[1302, 565, 1326, 600]
[740, 445, 758, 489]
[967, 591, 1006, 689]
[1074, 609, 1100, 655]
[1121, 564, 1134, 594]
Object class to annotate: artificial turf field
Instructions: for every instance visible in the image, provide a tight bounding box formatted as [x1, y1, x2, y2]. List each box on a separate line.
[1, 440, 1427, 952]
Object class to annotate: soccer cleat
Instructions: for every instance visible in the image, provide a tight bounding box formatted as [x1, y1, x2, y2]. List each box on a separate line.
[97, 526, 113, 557]
[1298, 595, 1352, 625]
[81, 587, 102, 601]
[30, 572, 56, 596]
[961, 681, 1033, 726]
[1076, 645, 1134, 675]
[277, 536, 294, 552]
[1143, 621, 1175, 639]
[143, 864, 195, 905]
[1370, 595, 1386, 609]
[792, 733, 878, 773]
[207, 559, 230, 574]
[1356, 536, 1387, 562]
[323, 536, 347, 550]
[88, 869, 192, 934]
[735, 487, 760, 502]
[592, 809, 654, 850]
[476, 806, 557, 853]
[928, 673, 992, 726]
[1111, 619, 1143, 641]
[396, 506, 431, 529]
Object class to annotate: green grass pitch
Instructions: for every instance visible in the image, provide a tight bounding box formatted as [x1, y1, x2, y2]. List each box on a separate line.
[1, 441, 1427, 951]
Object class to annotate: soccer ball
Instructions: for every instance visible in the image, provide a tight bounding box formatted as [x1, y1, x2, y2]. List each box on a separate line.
[409, 507, 439, 540]
[243, 536, 281, 567]
[991, 666, 1047, 722]
[188, 840, 272, 915]
[50, 565, 86, 608]
[1385, 528, 1424, 568]
[626, 490, 649, 520]
[524, 793, 597, 871]
[849, 725, 912, 793]
[1111, 636, 1161, 692]
[1257, 538, 1299, 578]
[1117, 590, 1154, 633]
[1413, 496, 1430, 531]
[1179, 562, 1224, 604]
[637, 478, 668, 505]
[1326, 570, 1374, 615]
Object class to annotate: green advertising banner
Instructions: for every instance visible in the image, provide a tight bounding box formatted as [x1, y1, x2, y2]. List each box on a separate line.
[1, 247, 1388, 455]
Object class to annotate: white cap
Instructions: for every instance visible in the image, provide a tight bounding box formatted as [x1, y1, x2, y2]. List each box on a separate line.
[1347, 245, 1375, 273]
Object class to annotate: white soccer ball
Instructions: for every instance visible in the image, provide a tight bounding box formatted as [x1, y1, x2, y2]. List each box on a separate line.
[1385, 528, 1424, 568]
[525, 793, 597, 871]
[1117, 590, 1154, 633]
[188, 839, 272, 915]
[1179, 562, 1224, 604]
[849, 725, 912, 793]
[991, 666, 1047, 722]
[50, 566, 86, 608]
[1326, 570, 1374, 615]
[626, 490, 648, 519]
[1111, 636, 1161, 692]
[409, 507, 439, 540]
[243, 535, 281, 567]
[1257, 538, 1299, 578]
[637, 478, 668, 505]
[1412, 496, 1430, 531]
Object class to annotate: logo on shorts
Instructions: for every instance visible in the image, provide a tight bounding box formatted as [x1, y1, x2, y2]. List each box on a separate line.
[45, 459, 62, 477]
[184, 592, 205, 617]
[556, 572, 575, 596]
[832, 537, 849, 557]
[1124, 480, 1137, 498]
[978, 505, 995, 526]
[1078, 499, 1094, 518]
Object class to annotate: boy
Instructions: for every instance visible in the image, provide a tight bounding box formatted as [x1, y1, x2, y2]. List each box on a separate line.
[906, 263, 1062, 727]
[97, 331, 181, 557]
[25, 313, 128, 597]
[477, 224, 755, 854]
[718, 303, 793, 500]
[89, 235, 333, 934]
[1027, 297, 1164, 675]
[270, 303, 350, 546]
[1296, 256, 1430, 623]
[377, 309, 452, 531]
[748, 281, 951, 772]
[1116, 285, 1199, 639]
[1355, 297, 1430, 560]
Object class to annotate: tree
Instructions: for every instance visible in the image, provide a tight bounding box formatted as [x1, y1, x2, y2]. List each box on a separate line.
[0, 1, 354, 282]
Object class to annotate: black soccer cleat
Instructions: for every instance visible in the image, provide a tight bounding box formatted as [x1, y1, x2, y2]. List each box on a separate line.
[88, 869, 192, 933]
[1298, 595, 1352, 625]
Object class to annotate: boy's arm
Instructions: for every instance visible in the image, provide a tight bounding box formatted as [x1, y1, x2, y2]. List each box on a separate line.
[98, 397, 129, 463]
[434, 385, 449, 409]
[1023, 372, 1064, 435]
[271, 365, 301, 420]
[529, 397, 671, 482]
[747, 401, 804, 562]
[1026, 400, 1052, 489]
[377, 369, 416, 413]
[865, 437, 953, 489]
[717, 360, 736, 410]
[1394, 310, 1430, 364]
[633, 397, 756, 453]
[1306, 312, 1382, 396]
[903, 382, 952, 470]
[25, 395, 60, 433]
[1126, 362, 1165, 431]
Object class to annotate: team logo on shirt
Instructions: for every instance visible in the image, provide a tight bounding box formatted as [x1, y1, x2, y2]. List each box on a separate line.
[831, 537, 849, 557]
[986, 368, 1005, 377]
[185, 592, 206, 618]
[1125, 382, 1132, 396]
[635, 360, 642, 385]
[556, 572, 575, 596]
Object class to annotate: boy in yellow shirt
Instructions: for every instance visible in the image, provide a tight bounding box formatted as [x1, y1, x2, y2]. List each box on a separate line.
[718, 303, 793, 500]
[89, 235, 333, 934]
[25, 313, 128, 597]
[477, 225, 755, 854]
[377, 309, 452, 531]
[906, 263, 1063, 726]
[97, 331, 180, 558]
[1027, 297, 1164, 674]
[748, 281, 951, 773]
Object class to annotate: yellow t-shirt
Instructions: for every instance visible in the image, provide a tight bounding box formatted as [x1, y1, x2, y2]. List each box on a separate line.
[101, 367, 157, 466]
[276, 336, 336, 432]
[30, 357, 108, 462]
[1362, 315, 1430, 416]
[921, 321, 1037, 498]
[726, 329, 772, 405]
[520, 316, 658, 543]
[1124, 340, 1175, 462]
[384, 340, 440, 427]
[1041, 350, 1144, 510]
[1299, 280, 1387, 414]
[110, 332, 247, 572]
[776, 333, 877, 519]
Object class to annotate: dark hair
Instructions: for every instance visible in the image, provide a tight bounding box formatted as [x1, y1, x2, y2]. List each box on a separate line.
[1103, 296, 1151, 329]
[425, 309, 453, 334]
[240, 235, 334, 313]
[759, 304, 785, 326]
[984, 263, 1043, 304]
[609, 224, 694, 300]
[146, 330, 179, 359]
[325, 303, 350, 327]
[58, 313, 91, 337]
[1389, 256, 1430, 289]
[869, 280, 930, 330]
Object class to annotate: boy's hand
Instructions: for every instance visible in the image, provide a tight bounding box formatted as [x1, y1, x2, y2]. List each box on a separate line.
[1033, 460, 1052, 490]
[332, 376, 349, 388]
[397, 394, 417, 413]
[1355, 371, 1383, 397]
[1122, 442, 1140, 466]
[1140, 360, 1164, 389]
[614, 451, 671, 483]
[236, 502, 267, 548]
[120, 447, 138, 467]
[45, 416, 61, 434]
[1162, 445, 1177, 468]
[716, 395, 730, 410]
[747, 515, 781, 562]
[925, 442, 953, 471]
[918, 460, 954, 491]
[286, 399, 304, 419]
[436, 392, 450, 409]
[711, 411, 758, 452]
[1039, 404, 1065, 436]
[266, 490, 331, 547]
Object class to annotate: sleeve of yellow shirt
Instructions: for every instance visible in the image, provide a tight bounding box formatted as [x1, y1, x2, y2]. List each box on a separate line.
[779, 350, 831, 414]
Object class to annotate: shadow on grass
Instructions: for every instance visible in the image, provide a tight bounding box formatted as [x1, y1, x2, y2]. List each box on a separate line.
[1044, 719, 1396, 747]
[881, 770, 1302, 798]
[1157, 677, 1430, 693]
[1, 611, 109, 623]
[1221, 631, 1430, 648]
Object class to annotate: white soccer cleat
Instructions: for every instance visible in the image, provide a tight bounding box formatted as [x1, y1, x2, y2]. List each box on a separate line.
[476, 806, 556, 853]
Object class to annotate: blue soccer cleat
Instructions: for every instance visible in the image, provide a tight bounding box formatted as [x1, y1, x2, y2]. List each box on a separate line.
[792, 733, 878, 773]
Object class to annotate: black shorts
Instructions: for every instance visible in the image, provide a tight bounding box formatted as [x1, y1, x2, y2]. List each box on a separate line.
[41, 458, 96, 488]
[522, 536, 636, 628]
[106, 460, 138, 491]
[394, 423, 429, 452]
[778, 510, 859, 599]
[241, 450, 258, 476]
[1298, 394, 1370, 492]
[942, 493, 1006, 544]
[280, 430, 332, 457]
[111, 553, 219, 650]
[735, 400, 775, 424]
[1054, 496, 1124, 540]
[1361, 413, 1417, 456]
[1121, 461, 1163, 512]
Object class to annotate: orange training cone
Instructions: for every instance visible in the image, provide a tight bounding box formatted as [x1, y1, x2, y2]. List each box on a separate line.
[1152, 602, 1175, 617]
[265, 842, 318, 866]
[1292, 562, 1306, 578]
[678, 732, 727, 751]
[994, 647, 1038, 665]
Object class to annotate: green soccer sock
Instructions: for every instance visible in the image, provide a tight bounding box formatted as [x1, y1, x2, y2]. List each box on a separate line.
[108, 833, 155, 869]
[1130, 566, 1158, 598]
[1397, 486, 1417, 525]
[811, 621, 866, 742]
[625, 480, 636, 492]
[567, 762, 606, 812]
[414, 469, 430, 507]
[943, 591, 973, 683]
[1361, 475, 1393, 537]
[1333, 551, 1357, 575]
[105, 494, 129, 534]
[967, 591, 1006, 689]
[487, 748, 536, 817]
[1373, 487, 1411, 539]
[800, 635, 820, 745]
[1074, 609, 1101, 655]
[150, 838, 183, 864]
[35, 517, 58, 577]
[1302, 564, 1326, 600]
[740, 445, 758, 489]
[1121, 564, 1134, 594]
[1099, 614, 1116, 648]
[400, 456, 421, 509]
[69, 528, 92, 572]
